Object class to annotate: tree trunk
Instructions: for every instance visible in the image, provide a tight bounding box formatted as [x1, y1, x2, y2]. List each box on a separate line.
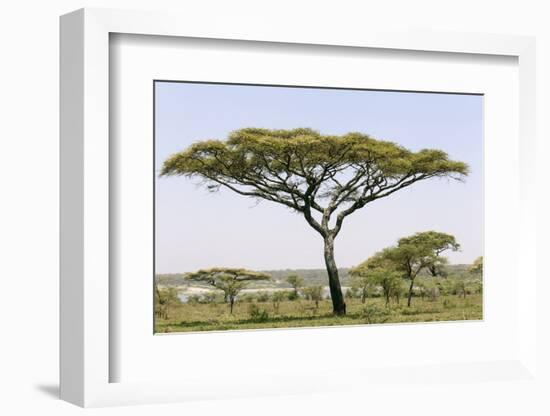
[323, 236, 346, 315]
[407, 279, 415, 307]
[229, 296, 235, 314]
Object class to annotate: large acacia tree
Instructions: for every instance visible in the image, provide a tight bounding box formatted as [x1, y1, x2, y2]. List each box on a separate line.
[162, 128, 468, 315]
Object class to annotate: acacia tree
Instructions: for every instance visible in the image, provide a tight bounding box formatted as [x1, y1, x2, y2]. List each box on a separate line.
[162, 128, 468, 315]
[154, 281, 180, 319]
[302, 285, 324, 309]
[349, 273, 374, 304]
[383, 231, 460, 307]
[469, 256, 483, 276]
[350, 252, 402, 306]
[185, 268, 270, 313]
[285, 274, 304, 297]
[426, 256, 449, 278]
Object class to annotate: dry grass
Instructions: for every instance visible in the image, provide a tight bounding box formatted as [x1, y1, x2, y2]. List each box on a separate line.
[155, 294, 482, 333]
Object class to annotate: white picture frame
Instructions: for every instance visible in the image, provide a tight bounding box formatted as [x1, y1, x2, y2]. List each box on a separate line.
[60, 7, 539, 408]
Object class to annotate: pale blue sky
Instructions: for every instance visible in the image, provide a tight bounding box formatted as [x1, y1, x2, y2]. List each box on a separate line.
[155, 82, 483, 273]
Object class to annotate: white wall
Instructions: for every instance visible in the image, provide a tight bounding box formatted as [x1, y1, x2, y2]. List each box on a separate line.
[1, 1, 549, 415]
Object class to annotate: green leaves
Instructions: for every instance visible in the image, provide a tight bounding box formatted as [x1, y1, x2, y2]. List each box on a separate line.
[185, 267, 271, 283]
[468, 256, 483, 275]
[161, 128, 469, 240]
[352, 231, 461, 307]
[185, 268, 271, 313]
[355, 231, 459, 283]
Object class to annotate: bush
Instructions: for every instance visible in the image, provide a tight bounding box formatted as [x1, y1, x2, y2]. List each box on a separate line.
[240, 293, 256, 303]
[256, 292, 270, 303]
[271, 291, 286, 313]
[155, 286, 181, 318]
[345, 287, 359, 299]
[286, 291, 300, 301]
[201, 292, 219, 303]
[248, 304, 269, 322]
[362, 304, 390, 324]
[186, 294, 202, 305]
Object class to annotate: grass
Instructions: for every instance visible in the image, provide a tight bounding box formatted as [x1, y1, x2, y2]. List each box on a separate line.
[154, 294, 483, 333]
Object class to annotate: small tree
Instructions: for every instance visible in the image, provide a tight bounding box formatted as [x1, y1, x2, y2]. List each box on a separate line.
[351, 252, 402, 307]
[161, 128, 468, 315]
[469, 256, 483, 276]
[349, 271, 376, 304]
[345, 286, 360, 300]
[302, 285, 324, 309]
[154, 281, 180, 319]
[426, 256, 449, 278]
[454, 277, 479, 298]
[383, 231, 460, 307]
[185, 268, 270, 313]
[415, 277, 440, 301]
[285, 274, 304, 298]
[271, 291, 286, 314]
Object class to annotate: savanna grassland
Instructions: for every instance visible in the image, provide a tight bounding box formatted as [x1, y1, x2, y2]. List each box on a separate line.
[154, 267, 483, 333]
[155, 294, 482, 333]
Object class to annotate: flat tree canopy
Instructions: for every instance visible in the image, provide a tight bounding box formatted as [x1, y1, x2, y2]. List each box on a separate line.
[185, 268, 271, 313]
[161, 128, 468, 235]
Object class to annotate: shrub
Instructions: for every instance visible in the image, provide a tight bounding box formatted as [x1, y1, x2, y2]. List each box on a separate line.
[186, 294, 202, 305]
[248, 304, 269, 322]
[271, 291, 286, 313]
[240, 293, 256, 303]
[201, 292, 218, 303]
[154, 286, 181, 319]
[286, 291, 300, 301]
[256, 291, 270, 303]
[345, 286, 359, 299]
[362, 304, 390, 324]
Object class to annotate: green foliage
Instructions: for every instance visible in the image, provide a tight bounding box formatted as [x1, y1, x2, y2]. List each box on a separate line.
[376, 231, 459, 306]
[248, 304, 269, 322]
[345, 286, 360, 299]
[161, 129, 469, 212]
[285, 274, 304, 296]
[301, 285, 324, 308]
[386, 231, 460, 277]
[349, 270, 377, 303]
[256, 291, 270, 302]
[362, 304, 390, 324]
[426, 256, 449, 277]
[161, 127, 468, 243]
[469, 256, 483, 276]
[155, 294, 482, 333]
[286, 290, 300, 301]
[201, 292, 220, 303]
[186, 294, 202, 305]
[154, 286, 181, 319]
[415, 277, 441, 301]
[350, 254, 403, 306]
[185, 268, 270, 313]
[271, 291, 287, 313]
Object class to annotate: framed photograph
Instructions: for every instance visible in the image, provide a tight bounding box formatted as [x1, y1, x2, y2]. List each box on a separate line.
[153, 81, 483, 333]
[60, 8, 539, 408]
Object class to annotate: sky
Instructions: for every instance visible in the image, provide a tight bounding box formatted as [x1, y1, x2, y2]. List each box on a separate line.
[155, 82, 483, 273]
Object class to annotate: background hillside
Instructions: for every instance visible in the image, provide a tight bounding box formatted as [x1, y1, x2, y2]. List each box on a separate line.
[156, 264, 472, 288]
